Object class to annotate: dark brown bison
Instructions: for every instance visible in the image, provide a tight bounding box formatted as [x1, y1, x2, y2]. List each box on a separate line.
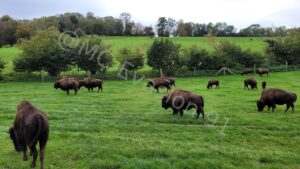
[54, 77, 80, 95]
[244, 78, 257, 90]
[161, 76, 176, 87]
[147, 78, 172, 93]
[241, 69, 254, 75]
[8, 101, 49, 169]
[262, 81, 267, 89]
[207, 80, 219, 89]
[162, 89, 205, 118]
[80, 77, 103, 92]
[256, 68, 269, 76]
[257, 88, 297, 113]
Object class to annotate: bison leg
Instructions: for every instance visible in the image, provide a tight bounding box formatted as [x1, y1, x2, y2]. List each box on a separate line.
[285, 104, 291, 113]
[23, 148, 28, 161]
[156, 87, 159, 93]
[39, 139, 47, 169]
[30, 146, 38, 168]
[272, 105, 276, 112]
[91, 88, 94, 92]
[172, 109, 178, 115]
[66, 90, 70, 95]
[74, 89, 78, 95]
[291, 103, 295, 113]
[179, 110, 184, 117]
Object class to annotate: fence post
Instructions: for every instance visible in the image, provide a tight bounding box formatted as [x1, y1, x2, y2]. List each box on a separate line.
[254, 64, 256, 73]
[286, 61, 288, 71]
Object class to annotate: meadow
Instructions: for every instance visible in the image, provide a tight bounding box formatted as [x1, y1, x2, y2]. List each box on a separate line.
[0, 37, 268, 74]
[0, 71, 300, 169]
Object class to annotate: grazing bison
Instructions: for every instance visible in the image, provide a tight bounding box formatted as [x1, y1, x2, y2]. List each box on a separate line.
[8, 101, 49, 169]
[257, 88, 297, 113]
[80, 77, 103, 92]
[54, 77, 80, 95]
[241, 69, 254, 75]
[256, 68, 269, 76]
[147, 78, 172, 93]
[161, 76, 176, 87]
[207, 80, 219, 89]
[262, 81, 267, 89]
[162, 89, 205, 118]
[244, 78, 257, 90]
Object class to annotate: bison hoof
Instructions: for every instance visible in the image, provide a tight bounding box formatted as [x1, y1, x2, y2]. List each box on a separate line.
[31, 163, 36, 168]
[23, 156, 28, 161]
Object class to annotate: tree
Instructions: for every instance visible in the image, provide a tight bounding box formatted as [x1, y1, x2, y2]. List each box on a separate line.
[166, 18, 176, 36]
[16, 23, 33, 40]
[184, 45, 209, 75]
[120, 12, 132, 35]
[76, 35, 113, 75]
[144, 26, 155, 36]
[118, 48, 144, 78]
[156, 17, 168, 37]
[14, 27, 73, 76]
[147, 39, 181, 76]
[0, 58, 5, 80]
[0, 16, 17, 47]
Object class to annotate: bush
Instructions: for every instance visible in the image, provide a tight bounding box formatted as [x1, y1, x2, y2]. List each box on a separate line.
[147, 38, 182, 76]
[118, 48, 144, 71]
[184, 45, 210, 70]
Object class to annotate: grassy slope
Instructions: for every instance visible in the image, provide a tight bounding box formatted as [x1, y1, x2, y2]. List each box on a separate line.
[0, 37, 268, 73]
[0, 71, 299, 169]
[0, 47, 21, 74]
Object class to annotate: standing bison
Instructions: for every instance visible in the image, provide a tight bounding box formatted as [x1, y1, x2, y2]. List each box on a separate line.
[162, 89, 205, 118]
[244, 78, 257, 90]
[80, 77, 103, 92]
[207, 80, 219, 89]
[147, 78, 172, 93]
[54, 76, 80, 95]
[161, 76, 176, 87]
[8, 101, 49, 169]
[257, 88, 297, 113]
[262, 81, 267, 89]
[241, 69, 254, 75]
[256, 68, 269, 76]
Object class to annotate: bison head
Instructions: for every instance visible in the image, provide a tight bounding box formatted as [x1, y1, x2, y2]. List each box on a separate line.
[162, 96, 170, 109]
[146, 81, 154, 87]
[8, 127, 23, 152]
[256, 100, 265, 112]
[79, 80, 85, 88]
[54, 81, 60, 89]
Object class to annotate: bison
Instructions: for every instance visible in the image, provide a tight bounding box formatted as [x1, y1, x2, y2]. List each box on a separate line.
[54, 76, 80, 95]
[256, 68, 269, 76]
[257, 88, 297, 113]
[244, 78, 257, 90]
[207, 80, 219, 89]
[80, 77, 103, 92]
[162, 89, 205, 118]
[262, 81, 267, 89]
[8, 101, 49, 169]
[241, 69, 254, 75]
[147, 78, 172, 93]
[161, 76, 176, 87]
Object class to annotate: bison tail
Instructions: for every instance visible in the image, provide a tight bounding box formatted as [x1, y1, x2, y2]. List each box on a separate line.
[29, 115, 43, 148]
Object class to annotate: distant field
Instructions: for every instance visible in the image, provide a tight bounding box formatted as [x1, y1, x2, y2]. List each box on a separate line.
[0, 71, 299, 169]
[0, 37, 269, 74]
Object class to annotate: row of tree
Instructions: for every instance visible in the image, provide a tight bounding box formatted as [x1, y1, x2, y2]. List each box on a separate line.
[0, 13, 294, 47]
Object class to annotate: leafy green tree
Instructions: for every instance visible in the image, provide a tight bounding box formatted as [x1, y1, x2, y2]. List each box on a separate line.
[76, 35, 113, 75]
[16, 23, 33, 40]
[0, 58, 5, 70]
[14, 27, 73, 76]
[157, 17, 168, 37]
[118, 48, 144, 71]
[184, 45, 209, 74]
[147, 38, 181, 76]
[0, 15, 17, 47]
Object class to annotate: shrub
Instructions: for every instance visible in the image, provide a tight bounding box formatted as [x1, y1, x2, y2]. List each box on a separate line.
[118, 48, 144, 71]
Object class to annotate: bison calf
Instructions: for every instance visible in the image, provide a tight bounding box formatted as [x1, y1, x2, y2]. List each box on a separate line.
[8, 101, 49, 169]
[207, 80, 219, 89]
[80, 77, 103, 92]
[257, 88, 297, 113]
[147, 78, 172, 93]
[162, 89, 205, 118]
[244, 78, 257, 90]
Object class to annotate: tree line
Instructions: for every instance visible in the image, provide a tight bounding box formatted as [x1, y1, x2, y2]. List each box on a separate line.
[12, 27, 300, 77]
[0, 12, 295, 47]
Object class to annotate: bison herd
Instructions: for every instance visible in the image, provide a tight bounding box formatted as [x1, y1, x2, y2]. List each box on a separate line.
[6, 68, 298, 169]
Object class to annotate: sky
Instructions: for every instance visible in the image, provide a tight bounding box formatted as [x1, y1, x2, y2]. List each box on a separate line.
[0, 0, 299, 29]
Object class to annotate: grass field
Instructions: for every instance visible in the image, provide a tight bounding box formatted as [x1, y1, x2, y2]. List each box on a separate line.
[0, 71, 300, 169]
[0, 37, 268, 74]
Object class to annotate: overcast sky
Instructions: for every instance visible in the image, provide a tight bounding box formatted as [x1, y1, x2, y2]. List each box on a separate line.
[1, 0, 299, 28]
